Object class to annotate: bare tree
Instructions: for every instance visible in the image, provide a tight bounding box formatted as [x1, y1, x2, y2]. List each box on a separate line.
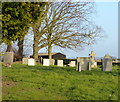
[36, 1, 102, 64]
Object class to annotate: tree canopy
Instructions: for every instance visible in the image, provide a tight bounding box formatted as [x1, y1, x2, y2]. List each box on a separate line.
[2, 2, 46, 45]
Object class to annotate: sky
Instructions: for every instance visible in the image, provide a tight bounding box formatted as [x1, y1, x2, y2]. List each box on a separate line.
[50, 1, 118, 59]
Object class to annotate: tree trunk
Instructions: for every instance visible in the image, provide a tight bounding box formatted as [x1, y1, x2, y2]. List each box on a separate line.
[33, 26, 39, 62]
[18, 38, 24, 61]
[6, 45, 12, 52]
[48, 45, 52, 65]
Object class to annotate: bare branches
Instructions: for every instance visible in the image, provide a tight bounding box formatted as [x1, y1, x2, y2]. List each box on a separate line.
[33, 1, 102, 59]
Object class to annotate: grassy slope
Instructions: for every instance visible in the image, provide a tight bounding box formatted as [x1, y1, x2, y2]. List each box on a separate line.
[2, 64, 119, 100]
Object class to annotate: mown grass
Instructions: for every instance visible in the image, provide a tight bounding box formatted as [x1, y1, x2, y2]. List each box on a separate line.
[2, 64, 120, 100]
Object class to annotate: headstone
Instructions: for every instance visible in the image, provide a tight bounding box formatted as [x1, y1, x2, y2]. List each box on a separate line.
[57, 60, 63, 67]
[28, 58, 35, 66]
[4, 52, 14, 67]
[88, 62, 91, 71]
[50, 59, 55, 65]
[43, 59, 50, 66]
[102, 54, 112, 71]
[69, 61, 76, 67]
[22, 58, 28, 64]
[91, 62, 97, 68]
[89, 51, 97, 68]
[76, 57, 91, 72]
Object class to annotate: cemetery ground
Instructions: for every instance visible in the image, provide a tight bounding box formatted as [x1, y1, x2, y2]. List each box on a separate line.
[2, 64, 119, 100]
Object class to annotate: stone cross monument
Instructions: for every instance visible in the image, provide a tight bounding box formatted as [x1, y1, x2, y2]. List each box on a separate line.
[89, 51, 97, 68]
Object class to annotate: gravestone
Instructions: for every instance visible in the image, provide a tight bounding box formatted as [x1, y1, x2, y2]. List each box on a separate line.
[91, 62, 97, 68]
[50, 59, 55, 65]
[43, 59, 50, 66]
[76, 57, 91, 72]
[89, 51, 97, 68]
[28, 58, 35, 66]
[4, 52, 14, 67]
[69, 61, 76, 67]
[102, 54, 112, 71]
[57, 60, 63, 67]
[22, 58, 28, 64]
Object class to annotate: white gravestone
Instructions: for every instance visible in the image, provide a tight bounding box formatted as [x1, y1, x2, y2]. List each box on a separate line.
[22, 58, 28, 64]
[69, 61, 76, 67]
[28, 59, 35, 66]
[57, 60, 63, 67]
[43, 59, 50, 66]
[4, 52, 14, 67]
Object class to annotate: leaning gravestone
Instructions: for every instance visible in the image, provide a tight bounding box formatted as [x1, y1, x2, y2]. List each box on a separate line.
[4, 52, 14, 67]
[43, 59, 50, 66]
[28, 58, 35, 66]
[76, 57, 91, 72]
[22, 58, 28, 64]
[102, 54, 112, 71]
[57, 60, 63, 67]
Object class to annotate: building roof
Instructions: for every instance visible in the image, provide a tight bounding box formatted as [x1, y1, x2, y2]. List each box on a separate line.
[38, 52, 65, 56]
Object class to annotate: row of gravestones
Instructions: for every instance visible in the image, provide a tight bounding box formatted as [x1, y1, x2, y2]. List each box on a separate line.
[3, 52, 112, 72]
[76, 54, 112, 72]
[22, 58, 76, 67]
[3, 52, 76, 67]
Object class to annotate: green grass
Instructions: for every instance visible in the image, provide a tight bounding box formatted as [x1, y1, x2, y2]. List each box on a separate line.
[2, 64, 120, 100]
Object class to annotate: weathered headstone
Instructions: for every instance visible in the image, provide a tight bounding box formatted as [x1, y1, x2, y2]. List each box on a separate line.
[22, 58, 28, 64]
[43, 59, 50, 66]
[76, 57, 91, 72]
[102, 54, 112, 71]
[57, 60, 63, 67]
[4, 52, 14, 67]
[69, 61, 76, 67]
[89, 51, 97, 68]
[28, 58, 35, 66]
